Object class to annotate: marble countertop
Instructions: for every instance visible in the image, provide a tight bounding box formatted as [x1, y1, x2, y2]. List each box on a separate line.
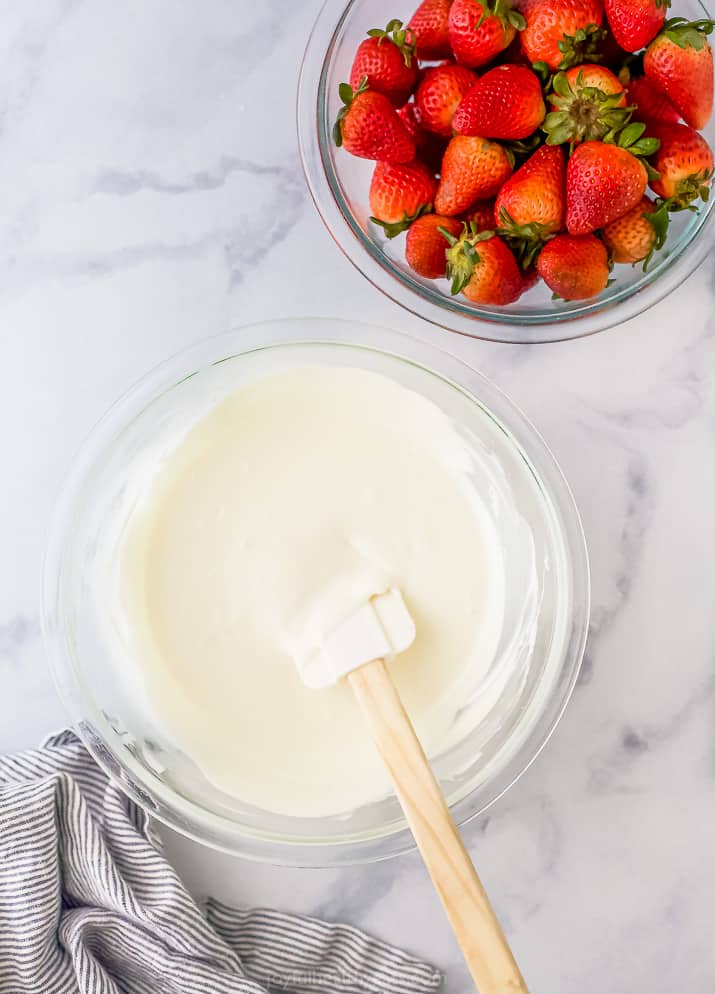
[2, 2, 714, 991]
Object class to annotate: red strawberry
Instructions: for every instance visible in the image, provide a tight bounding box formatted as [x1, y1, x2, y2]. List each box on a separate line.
[369, 161, 438, 237]
[644, 18, 714, 130]
[521, 266, 541, 292]
[349, 20, 419, 107]
[334, 80, 416, 162]
[520, 0, 605, 70]
[452, 65, 546, 139]
[625, 74, 680, 121]
[448, 0, 526, 69]
[602, 195, 669, 265]
[646, 120, 714, 206]
[435, 135, 513, 215]
[544, 65, 628, 144]
[397, 103, 448, 171]
[599, 30, 631, 67]
[415, 64, 478, 136]
[407, 0, 453, 59]
[462, 200, 497, 229]
[442, 227, 526, 303]
[496, 145, 565, 232]
[405, 214, 463, 277]
[536, 233, 610, 298]
[604, 0, 668, 52]
[565, 125, 657, 233]
[561, 63, 626, 104]
[495, 145, 565, 266]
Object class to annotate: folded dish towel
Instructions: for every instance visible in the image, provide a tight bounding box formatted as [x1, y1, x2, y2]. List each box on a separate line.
[0, 731, 441, 994]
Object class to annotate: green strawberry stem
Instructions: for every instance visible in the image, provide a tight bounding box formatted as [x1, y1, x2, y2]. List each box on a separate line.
[659, 17, 715, 49]
[667, 170, 713, 208]
[503, 135, 542, 167]
[497, 209, 553, 269]
[371, 204, 432, 239]
[366, 19, 417, 66]
[532, 61, 553, 86]
[439, 222, 495, 295]
[557, 24, 608, 70]
[544, 70, 634, 145]
[333, 76, 369, 147]
[640, 199, 671, 271]
[616, 121, 660, 157]
[474, 0, 526, 34]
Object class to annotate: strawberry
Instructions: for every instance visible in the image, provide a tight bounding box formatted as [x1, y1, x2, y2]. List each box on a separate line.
[496, 145, 565, 235]
[644, 18, 714, 130]
[463, 200, 497, 229]
[495, 146, 565, 266]
[448, 0, 526, 69]
[334, 79, 416, 162]
[407, 0, 453, 59]
[452, 65, 546, 139]
[624, 74, 680, 121]
[520, 0, 605, 70]
[602, 195, 669, 266]
[536, 233, 610, 298]
[349, 20, 419, 107]
[434, 135, 514, 214]
[598, 30, 631, 68]
[442, 226, 526, 303]
[405, 214, 463, 277]
[397, 103, 448, 172]
[565, 124, 658, 233]
[544, 65, 629, 144]
[521, 266, 541, 292]
[415, 64, 478, 136]
[646, 120, 714, 206]
[604, 0, 669, 52]
[369, 160, 438, 237]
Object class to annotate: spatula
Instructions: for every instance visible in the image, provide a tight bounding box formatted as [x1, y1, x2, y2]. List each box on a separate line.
[293, 587, 530, 994]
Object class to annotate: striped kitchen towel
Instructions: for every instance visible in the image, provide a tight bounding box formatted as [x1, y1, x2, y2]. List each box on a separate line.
[0, 731, 441, 994]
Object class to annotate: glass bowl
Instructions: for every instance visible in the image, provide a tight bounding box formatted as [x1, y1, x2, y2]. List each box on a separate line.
[297, 0, 715, 344]
[43, 318, 589, 865]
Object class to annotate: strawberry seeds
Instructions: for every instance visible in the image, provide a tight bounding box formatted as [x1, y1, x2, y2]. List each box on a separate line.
[332, 2, 714, 304]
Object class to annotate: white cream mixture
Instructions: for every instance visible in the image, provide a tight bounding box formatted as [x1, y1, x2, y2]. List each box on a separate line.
[119, 366, 506, 817]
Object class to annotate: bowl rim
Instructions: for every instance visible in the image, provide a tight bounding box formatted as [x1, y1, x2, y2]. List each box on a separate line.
[296, 0, 715, 344]
[42, 317, 590, 865]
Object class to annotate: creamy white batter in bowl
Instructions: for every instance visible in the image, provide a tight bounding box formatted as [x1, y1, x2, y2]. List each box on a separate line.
[43, 318, 589, 864]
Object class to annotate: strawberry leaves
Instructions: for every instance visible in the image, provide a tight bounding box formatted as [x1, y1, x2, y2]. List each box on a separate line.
[641, 198, 671, 269]
[440, 222, 495, 294]
[659, 16, 714, 50]
[557, 24, 608, 69]
[497, 208, 553, 268]
[367, 18, 417, 66]
[544, 70, 633, 145]
[333, 76, 369, 146]
[613, 121, 661, 180]
[371, 203, 433, 239]
[474, 0, 526, 33]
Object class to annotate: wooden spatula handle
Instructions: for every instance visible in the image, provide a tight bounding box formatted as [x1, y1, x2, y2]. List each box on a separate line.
[347, 658, 529, 994]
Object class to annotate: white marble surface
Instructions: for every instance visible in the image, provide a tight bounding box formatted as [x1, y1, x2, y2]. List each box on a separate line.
[1, 2, 714, 991]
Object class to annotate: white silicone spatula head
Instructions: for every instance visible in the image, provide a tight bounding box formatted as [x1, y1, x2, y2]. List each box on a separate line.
[288, 581, 530, 993]
[292, 587, 416, 689]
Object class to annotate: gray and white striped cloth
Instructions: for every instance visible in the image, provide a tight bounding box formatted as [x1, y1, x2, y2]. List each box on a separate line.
[0, 731, 441, 994]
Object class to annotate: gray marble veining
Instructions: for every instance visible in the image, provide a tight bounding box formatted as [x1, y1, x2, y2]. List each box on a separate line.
[1, 2, 714, 991]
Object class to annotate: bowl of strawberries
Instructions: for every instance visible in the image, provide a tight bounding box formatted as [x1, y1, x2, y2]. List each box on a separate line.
[297, 0, 715, 342]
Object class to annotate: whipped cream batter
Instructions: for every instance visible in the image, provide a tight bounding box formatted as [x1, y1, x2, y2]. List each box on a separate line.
[119, 366, 506, 817]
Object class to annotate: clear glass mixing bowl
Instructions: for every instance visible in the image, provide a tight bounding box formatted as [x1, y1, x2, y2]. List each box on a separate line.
[297, 0, 715, 343]
[43, 318, 589, 865]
